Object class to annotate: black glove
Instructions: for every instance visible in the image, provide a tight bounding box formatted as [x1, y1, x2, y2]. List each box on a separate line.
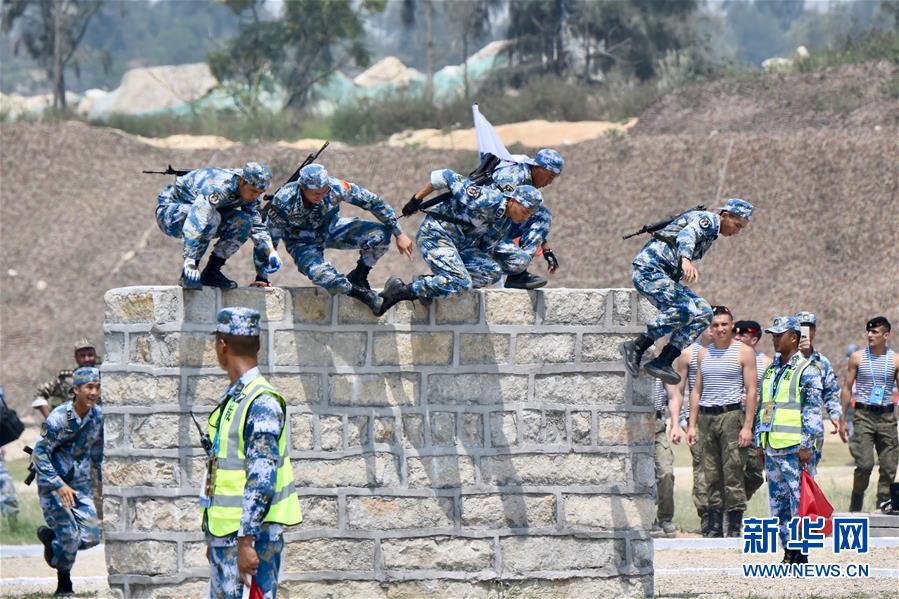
[543, 249, 559, 272]
[402, 195, 422, 217]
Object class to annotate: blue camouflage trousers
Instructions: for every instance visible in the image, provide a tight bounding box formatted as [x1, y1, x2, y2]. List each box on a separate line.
[765, 449, 818, 548]
[208, 531, 283, 599]
[275, 218, 392, 294]
[493, 215, 551, 274]
[412, 229, 503, 299]
[632, 265, 713, 350]
[156, 188, 253, 261]
[0, 454, 19, 517]
[39, 486, 101, 572]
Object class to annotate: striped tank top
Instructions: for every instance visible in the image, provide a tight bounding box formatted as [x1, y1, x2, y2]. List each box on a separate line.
[754, 352, 768, 397]
[855, 348, 896, 405]
[699, 341, 745, 407]
[653, 379, 668, 412]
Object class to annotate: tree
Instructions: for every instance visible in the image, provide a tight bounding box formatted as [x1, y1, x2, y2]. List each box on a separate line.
[507, 0, 573, 76]
[401, 0, 436, 103]
[445, 0, 499, 99]
[2, 0, 103, 109]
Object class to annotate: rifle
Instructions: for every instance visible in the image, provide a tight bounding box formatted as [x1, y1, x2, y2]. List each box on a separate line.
[23, 446, 35, 485]
[622, 204, 706, 240]
[401, 153, 502, 219]
[142, 165, 193, 176]
[259, 140, 330, 220]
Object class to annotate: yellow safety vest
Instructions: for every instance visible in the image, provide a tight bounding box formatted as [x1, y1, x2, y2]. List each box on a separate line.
[204, 375, 302, 536]
[758, 357, 813, 450]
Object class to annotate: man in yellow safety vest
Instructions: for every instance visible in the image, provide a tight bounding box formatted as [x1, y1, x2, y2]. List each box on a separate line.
[201, 307, 302, 598]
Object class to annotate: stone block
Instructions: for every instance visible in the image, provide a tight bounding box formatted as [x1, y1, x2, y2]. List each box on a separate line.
[564, 495, 654, 530]
[104, 458, 178, 487]
[491, 577, 650, 599]
[499, 537, 621, 574]
[268, 374, 321, 405]
[542, 289, 607, 325]
[103, 496, 122, 532]
[612, 289, 633, 325]
[490, 411, 518, 447]
[280, 581, 385, 597]
[373, 416, 397, 444]
[130, 498, 200, 532]
[104, 414, 124, 450]
[371, 452, 402, 487]
[183, 455, 207, 488]
[407, 455, 475, 488]
[461, 413, 484, 447]
[534, 373, 626, 407]
[127, 581, 211, 599]
[185, 375, 225, 406]
[542, 410, 567, 444]
[571, 411, 592, 446]
[290, 413, 315, 450]
[596, 413, 655, 446]
[130, 332, 220, 368]
[102, 373, 179, 406]
[130, 414, 183, 449]
[347, 415, 370, 447]
[429, 412, 456, 446]
[106, 540, 178, 575]
[460, 494, 555, 529]
[459, 333, 510, 364]
[402, 414, 425, 448]
[521, 409, 541, 444]
[392, 300, 430, 324]
[222, 286, 289, 322]
[346, 496, 454, 530]
[104, 287, 182, 325]
[372, 332, 453, 366]
[319, 415, 343, 451]
[435, 291, 479, 324]
[337, 294, 389, 324]
[381, 537, 493, 571]
[582, 334, 633, 362]
[484, 290, 537, 324]
[105, 333, 125, 365]
[294, 456, 369, 488]
[274, 331, 366, 367]
[631, 539, 653, 569]
[299, 496, 339, 528]
[282, 539, 375, 572]
[182, 542, 207, 569]
[428, 374, 528, 405]
[633, 453, 655, 488]
[515, 333, 576, 364]
[480, 453, 626, 486]
[636, 296, 657, 327]
[292, 287, 332, 324]
[330, 373, 420, 406]
[183, 287, 217, 323]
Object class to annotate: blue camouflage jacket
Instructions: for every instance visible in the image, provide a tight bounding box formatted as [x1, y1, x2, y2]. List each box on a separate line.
[32, 401, 103, 492]
[632, 210, 720, 277]
[810, 349, 842, 422]
[754, 352, 824, 452]
[267, 177, 401, 246]
[423, 169, 511, 249]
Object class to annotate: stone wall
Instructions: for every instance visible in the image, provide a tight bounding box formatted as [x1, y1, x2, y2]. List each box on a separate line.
[101, 286, 656, 598]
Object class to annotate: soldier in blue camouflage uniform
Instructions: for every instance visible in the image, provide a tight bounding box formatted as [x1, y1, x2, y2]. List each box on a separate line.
[620, 199, 754, 384]
[755, 317, 824, 564]
[0, 386, 21, 523]
[155, 162, 281, 289]
[204, 308, 302, 599]
[489, 149, 564, 289]
[34, 367, 103, 597]
[377, 169, 544, 314]
[794, 311, 842, 462]
[258, 163, 413, 314]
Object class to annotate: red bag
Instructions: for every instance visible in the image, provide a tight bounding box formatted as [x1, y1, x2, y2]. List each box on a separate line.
[799, 470, 834, 537]
[242, 579, 264, 599]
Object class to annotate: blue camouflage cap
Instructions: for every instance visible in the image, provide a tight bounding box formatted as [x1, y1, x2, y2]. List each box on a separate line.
[765, 316, 801, 335]
[241, 162, 273, 191]
[73, 367, 100, 386]
[794, 311, 817, 327]
[535, 149, 564, 175]
[298, 163, 329, 190]
[721, 198, 753, 220]
[216, 307, 261, 337]
[506, 184, 543, 211]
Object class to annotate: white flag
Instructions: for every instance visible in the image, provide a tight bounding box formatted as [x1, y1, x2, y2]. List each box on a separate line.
[472, 104, 534, 167]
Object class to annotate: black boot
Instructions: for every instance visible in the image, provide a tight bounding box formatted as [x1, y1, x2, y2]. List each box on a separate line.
[619, 334, 654, 377]
[726, 510, 744, 537]
[200, 255, 238, 289]
[54, 570, 74, 597]
[699, 512, 710, 536]
[504, 270, 547, 289]
[705, 509, 723, 538]
[347, 260, 373, 290]
[793, 550, 808, 564]
[37, 525, 55, 567]
[643, 344, 683, 385]
[782, 549, 792, 563]
[347, 284, 383, 315]
[849, 491, 864, 512]
[377, 277, 417, 316]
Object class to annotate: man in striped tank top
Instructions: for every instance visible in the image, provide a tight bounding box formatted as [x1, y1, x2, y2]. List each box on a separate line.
[734, 320, 770, 502]
[686, 306, 757, 537]
[794, 312, 843, 461]
[841, 316, 898, 511]
[652, 380, 677, 536]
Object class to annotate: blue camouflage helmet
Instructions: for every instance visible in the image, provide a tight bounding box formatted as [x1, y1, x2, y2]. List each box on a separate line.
[72, 367, 100, 386]
[298, 164, 329, 190]
[506, 184, 543, 211]
[216, 307, 261, 337]
[241, 162, 273, 191]
[794, 311, 817, 327]
[535, 149, 564, 175]
[721, 198, 753, 220]
[765, 316, 801, 335]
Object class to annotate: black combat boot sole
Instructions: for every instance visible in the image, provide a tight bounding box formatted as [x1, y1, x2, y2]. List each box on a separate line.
[643, 361, 682, 385]
[619, 341, 643, 377]
[504, 274, 547, 289]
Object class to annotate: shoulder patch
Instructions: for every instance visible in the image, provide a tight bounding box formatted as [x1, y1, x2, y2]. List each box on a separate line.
[208, 191, 222, 206]
[40, 422, 48, 437]
[341, 180, 351, 191]
[466, 185, 481, 198]
[699, 216, 712, 229]
[502, 184, 515, 193]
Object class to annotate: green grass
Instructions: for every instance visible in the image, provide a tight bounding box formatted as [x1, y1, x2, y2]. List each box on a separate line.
[0, 457, 46, 545]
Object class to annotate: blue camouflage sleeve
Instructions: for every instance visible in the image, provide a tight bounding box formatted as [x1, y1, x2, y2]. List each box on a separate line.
[91, 409, 103, 486]
[32, 412, 66, 490]
[800, 366, 824, 450]
[430, 169, 464, 195]
[239, 393, 284, 537]
[246, 201, 274, 253]
[675, 212, 719, 260]
[819, 356, 842, 420]
[342, 180, 402, 237]
[517, 207, 552, 255]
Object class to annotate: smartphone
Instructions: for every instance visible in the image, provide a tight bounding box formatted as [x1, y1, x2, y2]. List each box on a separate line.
[800, 324, 811, 341]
